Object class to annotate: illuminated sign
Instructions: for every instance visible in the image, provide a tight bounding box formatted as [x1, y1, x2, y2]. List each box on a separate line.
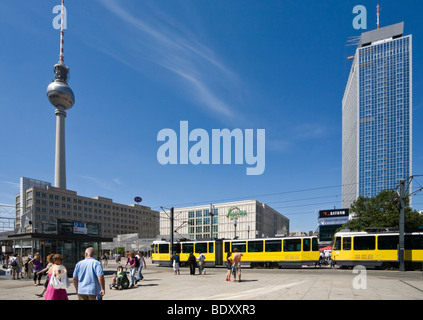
[226, 206, 247, 219]
[318, 209, 349, 219]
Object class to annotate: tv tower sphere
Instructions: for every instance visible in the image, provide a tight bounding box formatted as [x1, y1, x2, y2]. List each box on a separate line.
[47, 62, 75, 110]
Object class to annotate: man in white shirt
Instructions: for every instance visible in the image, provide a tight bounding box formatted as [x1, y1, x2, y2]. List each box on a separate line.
[196, 251, 206, 275]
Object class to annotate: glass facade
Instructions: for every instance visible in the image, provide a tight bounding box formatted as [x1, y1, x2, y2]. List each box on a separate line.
[358, 36, 411, 197]
[342, 25, 412, 208]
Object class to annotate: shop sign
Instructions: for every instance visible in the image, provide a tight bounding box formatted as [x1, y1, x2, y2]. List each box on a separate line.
[226, 206, 247, 219]
[73, 222, 88, 235]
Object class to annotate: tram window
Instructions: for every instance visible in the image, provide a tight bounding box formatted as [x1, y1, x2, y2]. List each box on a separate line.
[195, 242, 207, 253]
[405, 235, 423, 250]
[333, 237, 341, 250]
[232, 242, 246, 252]
[248, 240, 263, 252]
[303, 238, 311, 251]
[182, 243, 194, 254]
[353, 236, 375, 250]
[284, 239, 301, 252]
[343, 237, 351, 250]
[159, 244, 169, 253]
[265, 240, 282, 252]
[378, 235, 398, 250]
[225, 242, 230, 253]
[172, 244, 181, 254]
[209, 242, 214, 253]
[312, 238, 319, 251]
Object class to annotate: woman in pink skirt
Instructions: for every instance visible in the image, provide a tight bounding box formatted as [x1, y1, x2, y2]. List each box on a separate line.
[44, 254, 69, 300]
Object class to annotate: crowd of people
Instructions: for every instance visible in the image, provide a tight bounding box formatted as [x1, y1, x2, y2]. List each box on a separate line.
[1, 247, 244, 300]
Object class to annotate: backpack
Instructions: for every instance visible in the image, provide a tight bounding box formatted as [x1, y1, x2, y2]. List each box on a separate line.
[135, 256, 140, 268]
[11, 258, 18, 267]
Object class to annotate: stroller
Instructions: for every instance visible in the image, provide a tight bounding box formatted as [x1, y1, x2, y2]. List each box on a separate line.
[109, 267, 130, 290]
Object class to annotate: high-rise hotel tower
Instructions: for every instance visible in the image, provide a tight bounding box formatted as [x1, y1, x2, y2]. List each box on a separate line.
[342, 22, 412, 208]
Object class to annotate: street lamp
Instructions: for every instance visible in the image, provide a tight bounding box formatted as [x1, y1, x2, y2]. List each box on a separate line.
[234, 218, 238, 239]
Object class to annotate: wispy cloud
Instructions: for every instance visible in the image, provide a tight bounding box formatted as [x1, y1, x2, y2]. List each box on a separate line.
[96, 0, 240, 119]
[79, 175, 124, 190]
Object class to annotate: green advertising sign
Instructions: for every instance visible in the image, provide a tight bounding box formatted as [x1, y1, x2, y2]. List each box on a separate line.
[226, 206, 247, 219]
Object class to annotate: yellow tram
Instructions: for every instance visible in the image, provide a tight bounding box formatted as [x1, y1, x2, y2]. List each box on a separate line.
[152, 236, 320, 268]
[331, 230, 423, 269]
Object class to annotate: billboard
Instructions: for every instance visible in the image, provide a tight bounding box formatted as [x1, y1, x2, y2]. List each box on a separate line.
[318, 209, 349, 219]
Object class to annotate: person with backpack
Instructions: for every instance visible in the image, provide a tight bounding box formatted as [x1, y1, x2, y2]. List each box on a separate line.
[196, 251, 206, 275]
[10, 254, 20, 280]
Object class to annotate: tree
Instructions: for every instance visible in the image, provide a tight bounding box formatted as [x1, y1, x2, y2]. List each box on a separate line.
[342, 190, 423, 232]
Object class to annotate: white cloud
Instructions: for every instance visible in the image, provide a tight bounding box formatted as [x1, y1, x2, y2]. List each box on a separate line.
[97, 0, 240, 119]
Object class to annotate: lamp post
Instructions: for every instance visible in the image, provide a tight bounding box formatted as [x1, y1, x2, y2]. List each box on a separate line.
[234, 218, 238, 239]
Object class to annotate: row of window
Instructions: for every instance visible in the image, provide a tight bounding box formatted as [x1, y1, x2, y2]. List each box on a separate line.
[333, 235, 423, 251]
[225, 238, 319, 253]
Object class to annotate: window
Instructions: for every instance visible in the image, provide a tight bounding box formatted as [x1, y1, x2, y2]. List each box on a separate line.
[159, 244, 169, 253]
[265, 240, 282, 252]
[232, 242, 246, 252]
[303, 238, 311, 251]
[225, 242, 231, 253]
[378, 235, 398, 250]
[405, 235, 423, 250]
[284, 239, 301, 252]
[354, 236, 375, 250]
[343, 237, 352, 250]
[195, 242, 207, 253]
[312, 238, 319, 251]
[333, 237, 341, 250]
[248, 240, 263, 252]
[182, 243, 193, 254]
[209, 242, 214, 253]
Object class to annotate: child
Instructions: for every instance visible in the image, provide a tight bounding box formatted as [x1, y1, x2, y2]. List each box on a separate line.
[112, 266, 124, 286]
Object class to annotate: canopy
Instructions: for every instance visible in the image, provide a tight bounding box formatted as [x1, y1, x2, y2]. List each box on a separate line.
[320, 246, 332, 251]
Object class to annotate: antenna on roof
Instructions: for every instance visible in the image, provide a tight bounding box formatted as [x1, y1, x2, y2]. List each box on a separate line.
[377, 4, 380, 29]
[59, 0, 65, 63]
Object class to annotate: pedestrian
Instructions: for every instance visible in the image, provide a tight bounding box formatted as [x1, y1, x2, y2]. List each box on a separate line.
[232, 248, 243, 282]
[35, 253, 54, 298]
[17, 254, 24, 279]
[44, 254, 69, 300]
[196, 251, 206, 275]
[225, 252, 233, 282]
[135, 250, 146, 282]
[73, 247, 105, 300]
[24, 257, 30, 278]
[29, 253, 43, 285]
[172, 251, 180, 275]
[9, 254, 19, 280]
[187, 252, 196, 275]
[124, 251, 137, 287]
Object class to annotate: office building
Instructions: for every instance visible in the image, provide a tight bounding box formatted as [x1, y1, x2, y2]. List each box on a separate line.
[160, 200, 289, 240]
[15, 179, 160, 239]
[342, 22, 412, 208]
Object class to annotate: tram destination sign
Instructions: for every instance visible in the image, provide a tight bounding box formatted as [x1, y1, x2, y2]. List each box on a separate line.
[318, 209, 349, 219]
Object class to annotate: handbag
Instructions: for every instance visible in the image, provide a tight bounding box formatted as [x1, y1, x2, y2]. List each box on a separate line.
[49, 265, 71, 289]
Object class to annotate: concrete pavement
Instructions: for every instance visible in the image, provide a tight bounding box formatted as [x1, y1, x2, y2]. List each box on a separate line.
[1, 258, 423, 300]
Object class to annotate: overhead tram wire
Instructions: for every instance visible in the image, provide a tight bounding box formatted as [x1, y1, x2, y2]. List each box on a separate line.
[152, 182, 359, 210]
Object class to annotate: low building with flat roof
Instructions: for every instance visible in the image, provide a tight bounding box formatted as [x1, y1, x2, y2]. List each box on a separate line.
[160, 200, 289, 240]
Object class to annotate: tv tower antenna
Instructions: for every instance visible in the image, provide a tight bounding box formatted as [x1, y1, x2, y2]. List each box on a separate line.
[377, 4, 380, 29]
[46, 0, 75, 189]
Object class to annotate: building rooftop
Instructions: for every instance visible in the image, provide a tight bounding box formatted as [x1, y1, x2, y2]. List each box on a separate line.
[358, 22, 404, 48]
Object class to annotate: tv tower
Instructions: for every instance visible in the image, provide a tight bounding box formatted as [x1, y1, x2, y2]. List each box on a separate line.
[46, 0, 74, 189]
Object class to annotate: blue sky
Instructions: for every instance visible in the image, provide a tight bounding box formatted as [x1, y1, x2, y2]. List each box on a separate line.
[0, 0, 422, 232]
